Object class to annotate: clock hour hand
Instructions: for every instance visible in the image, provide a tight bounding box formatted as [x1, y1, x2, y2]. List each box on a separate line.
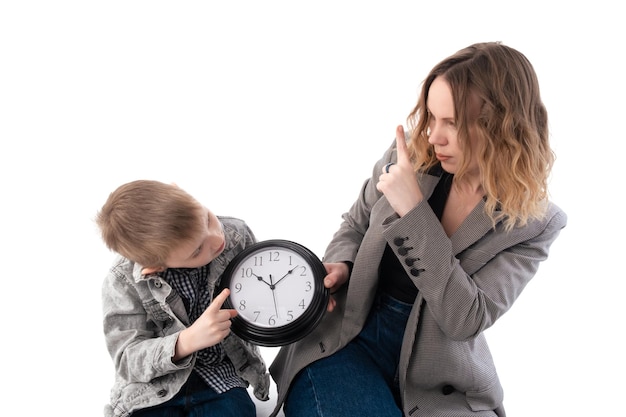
[273, 265, 301, 287]
[250, 272, 273, 288]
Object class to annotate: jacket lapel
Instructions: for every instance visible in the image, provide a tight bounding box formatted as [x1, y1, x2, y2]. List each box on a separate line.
[449, 199, 498, 255]
[421, 170, 499, 256]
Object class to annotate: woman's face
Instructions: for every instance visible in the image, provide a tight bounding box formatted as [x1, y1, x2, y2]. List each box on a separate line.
[426, 76, 480, 176]
[164, 207, 225, 269]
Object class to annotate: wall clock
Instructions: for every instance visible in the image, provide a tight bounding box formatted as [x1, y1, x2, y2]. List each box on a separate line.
[218, 239, 329, 347]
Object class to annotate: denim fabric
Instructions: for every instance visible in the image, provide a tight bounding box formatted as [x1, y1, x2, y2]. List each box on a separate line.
[131, 373, 255, 417]
[284, 293, 411, 417]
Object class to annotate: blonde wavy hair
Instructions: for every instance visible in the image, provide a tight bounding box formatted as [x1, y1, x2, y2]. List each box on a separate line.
[407, 42, 554, 231]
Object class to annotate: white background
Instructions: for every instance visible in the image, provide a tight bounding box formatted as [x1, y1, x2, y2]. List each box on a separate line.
[1, 1, 623, 416]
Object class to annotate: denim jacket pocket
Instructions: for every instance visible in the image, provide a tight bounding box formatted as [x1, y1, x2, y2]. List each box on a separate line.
[142, 299, 174, 334]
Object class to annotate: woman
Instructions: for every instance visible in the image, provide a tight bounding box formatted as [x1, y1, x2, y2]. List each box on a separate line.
[269, 42, 567, 417]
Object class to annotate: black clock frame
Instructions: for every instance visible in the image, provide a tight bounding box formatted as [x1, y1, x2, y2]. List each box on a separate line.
[218, 239, 329, 347]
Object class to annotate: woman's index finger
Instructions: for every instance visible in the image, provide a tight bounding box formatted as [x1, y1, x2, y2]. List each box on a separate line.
[395, 125, 410, 164]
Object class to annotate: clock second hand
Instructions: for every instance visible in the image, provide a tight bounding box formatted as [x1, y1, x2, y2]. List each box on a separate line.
[269, 274, 279, 318]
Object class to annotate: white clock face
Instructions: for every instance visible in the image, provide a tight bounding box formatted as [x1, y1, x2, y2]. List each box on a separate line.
[228, 246, 316, 328]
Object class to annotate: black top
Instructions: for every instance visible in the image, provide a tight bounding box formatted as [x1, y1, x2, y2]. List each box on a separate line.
[378, 171, 453, 303]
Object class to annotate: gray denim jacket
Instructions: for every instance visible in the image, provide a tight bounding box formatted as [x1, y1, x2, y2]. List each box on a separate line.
[102, 217, 270, 417]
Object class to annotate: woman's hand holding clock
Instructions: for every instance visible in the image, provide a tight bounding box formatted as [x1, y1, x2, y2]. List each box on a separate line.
[322, 262, 350, 312]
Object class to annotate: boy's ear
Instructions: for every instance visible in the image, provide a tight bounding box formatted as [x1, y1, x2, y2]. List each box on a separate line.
[141, 266, 165, 275]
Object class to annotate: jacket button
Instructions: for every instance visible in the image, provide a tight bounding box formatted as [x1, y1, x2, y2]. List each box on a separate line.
[399, 246, 413, 256]
[441, 385, 455, 395]
[154, 280, 162, 288]
[394, 237, 407, 246]
[405, 257, 417, 266]
[156, 389, 167, 397]
[410, 268, 424, 277]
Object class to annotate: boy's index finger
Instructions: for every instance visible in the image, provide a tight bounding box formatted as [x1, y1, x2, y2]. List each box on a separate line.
[395, 125, 410, 165]
[209, 288, 231, 311]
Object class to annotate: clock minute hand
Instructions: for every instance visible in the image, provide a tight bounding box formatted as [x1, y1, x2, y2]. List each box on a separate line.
[273, 265, 301, 287]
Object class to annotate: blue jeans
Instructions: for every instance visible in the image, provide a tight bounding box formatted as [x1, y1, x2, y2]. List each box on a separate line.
[131, 372, 255, 417]
[284, 292, 412, 417]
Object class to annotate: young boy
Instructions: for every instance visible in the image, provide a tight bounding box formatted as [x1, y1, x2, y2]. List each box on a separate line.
[96, 180, 269, 417]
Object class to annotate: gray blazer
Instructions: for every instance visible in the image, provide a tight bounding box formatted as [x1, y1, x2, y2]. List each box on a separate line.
[269, 141, 567, 417]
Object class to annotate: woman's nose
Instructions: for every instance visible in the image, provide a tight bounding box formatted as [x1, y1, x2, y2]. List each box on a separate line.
[427, 125, 445, 145]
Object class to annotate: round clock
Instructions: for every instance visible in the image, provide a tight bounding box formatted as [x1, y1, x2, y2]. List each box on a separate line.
[218, 239, 329, 347]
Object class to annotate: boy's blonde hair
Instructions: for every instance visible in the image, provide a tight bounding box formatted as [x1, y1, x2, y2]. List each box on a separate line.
[96, 180, 205, 267]
[407, 42, 553, 231]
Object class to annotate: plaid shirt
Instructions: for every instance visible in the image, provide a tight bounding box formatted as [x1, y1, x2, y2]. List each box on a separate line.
[163, 264, 246, 393]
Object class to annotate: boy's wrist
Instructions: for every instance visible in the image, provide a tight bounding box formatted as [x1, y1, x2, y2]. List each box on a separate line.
[173, 328, 193, 362]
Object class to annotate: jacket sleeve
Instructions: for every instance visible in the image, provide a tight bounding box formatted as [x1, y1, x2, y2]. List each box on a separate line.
[323, 141, 396, 264]
[383, 200, 567, 340]
[101, 259, 193, 383]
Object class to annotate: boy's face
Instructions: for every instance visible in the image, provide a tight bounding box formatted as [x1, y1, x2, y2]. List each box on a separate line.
[164, 207, 225, 269]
